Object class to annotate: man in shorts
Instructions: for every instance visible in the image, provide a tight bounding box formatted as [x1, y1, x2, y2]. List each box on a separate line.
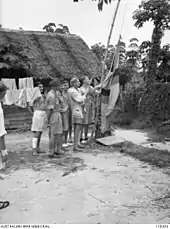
[46, 78, 63, 158]
[68, 77, 86, 151]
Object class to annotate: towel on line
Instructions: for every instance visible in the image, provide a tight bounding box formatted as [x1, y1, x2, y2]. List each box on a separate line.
[19, 77, 33, 89]
[3, 89, 27, 108]
[1, 79, 17, 90]
[26, 87, 41, 106]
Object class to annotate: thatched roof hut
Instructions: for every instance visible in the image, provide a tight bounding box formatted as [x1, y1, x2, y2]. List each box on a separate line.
[0, 29, 102, 82]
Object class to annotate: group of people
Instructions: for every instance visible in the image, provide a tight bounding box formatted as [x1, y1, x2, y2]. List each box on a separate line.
[0, 75, 101, 210]
[30, 76, 101, 157]
[0, 75, 101, 165]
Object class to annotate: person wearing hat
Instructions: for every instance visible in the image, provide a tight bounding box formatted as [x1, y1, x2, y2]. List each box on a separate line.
[68, 77, 86, 151]
[46, 78, 64, 157]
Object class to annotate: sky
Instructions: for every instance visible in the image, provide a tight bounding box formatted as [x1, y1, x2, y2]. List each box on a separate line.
[0, 0, 170, 48]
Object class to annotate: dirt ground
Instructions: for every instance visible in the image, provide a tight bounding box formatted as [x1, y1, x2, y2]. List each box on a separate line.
[0, 130, 170, 224]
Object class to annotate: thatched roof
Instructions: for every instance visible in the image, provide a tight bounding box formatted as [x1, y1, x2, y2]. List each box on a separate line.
[0, 29, 102, 80]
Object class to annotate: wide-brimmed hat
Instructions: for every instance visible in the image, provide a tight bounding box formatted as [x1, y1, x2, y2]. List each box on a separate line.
[0, 81, 8, 93]
[50, 78, 61, 87]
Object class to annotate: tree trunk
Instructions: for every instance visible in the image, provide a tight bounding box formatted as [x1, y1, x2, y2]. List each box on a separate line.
[147, 25, 163, 83]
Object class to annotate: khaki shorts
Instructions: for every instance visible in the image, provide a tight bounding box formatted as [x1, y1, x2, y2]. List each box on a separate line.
[49, 112, 62, 135]
[73, 117, 83, 125]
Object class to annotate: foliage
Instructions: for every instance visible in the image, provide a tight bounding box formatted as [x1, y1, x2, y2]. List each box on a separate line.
[157, 45, 170, 82]
[133, 0, 170, 83]
[91, 43, 115, 70]
[73, 0, 113, 11]
[139, 83, 170, 122]
[126, 37, 140, 71]
[0, 43, 32, 70]
[122, 79, 145, 115]
[43, 23, 70, 34]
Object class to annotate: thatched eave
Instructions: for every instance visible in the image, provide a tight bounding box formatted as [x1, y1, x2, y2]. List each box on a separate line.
[0, 29, 102, 81]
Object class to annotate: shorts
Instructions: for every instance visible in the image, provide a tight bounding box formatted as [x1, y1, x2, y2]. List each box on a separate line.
[31, 110, 47, 132]
[73, 117, 83, 125]
[0, 112, 7, 137]
[61, 110, 69, 132]
[49, 111, 62, 135]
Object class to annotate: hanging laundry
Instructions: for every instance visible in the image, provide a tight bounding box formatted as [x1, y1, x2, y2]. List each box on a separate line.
[19, 77, 34, 89]
[3, 90, 19, 105]
[26, 77, 34, 88]
[15, 89, 27, 108]
[19, 78, 27, 89]
[2, 79, 17, 90]
[3, 89, 27, 108]
[26, 87, 41, 106]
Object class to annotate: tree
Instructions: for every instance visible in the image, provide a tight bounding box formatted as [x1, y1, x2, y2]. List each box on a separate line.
[43, 23, 56, 32]
[43, 23, 70, 34]
[91, 43, 115, 70]
[56, 24, 70, 34]
[133, 0, 170, 83]
[157, 44, 170, 82]
[73, 0, 113, 11]
[126, 38, 140, 71]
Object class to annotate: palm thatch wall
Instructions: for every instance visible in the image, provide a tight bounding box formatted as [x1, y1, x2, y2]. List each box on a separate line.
[0, 29, 102, 81]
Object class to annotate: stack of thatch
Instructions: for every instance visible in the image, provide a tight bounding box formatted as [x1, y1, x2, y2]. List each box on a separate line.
[0, 29, 102, 80]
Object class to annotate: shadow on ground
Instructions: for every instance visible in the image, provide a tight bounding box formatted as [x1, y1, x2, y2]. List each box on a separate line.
[6, 149, 86, 174]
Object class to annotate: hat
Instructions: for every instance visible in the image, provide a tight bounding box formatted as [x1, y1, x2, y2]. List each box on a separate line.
[0, 81, 8, 93]
[50, 78, 61, 87]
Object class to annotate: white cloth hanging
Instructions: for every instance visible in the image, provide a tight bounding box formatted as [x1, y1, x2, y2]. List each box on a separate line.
[19, 77, 33, 89]
[0, 102, 7, 137]
[19, 78, 27, 89]
[26, 87, 41, 106]
[3, 89, 27, 108]
[26, 77, 33, 88]
[2, 79, 17, 90]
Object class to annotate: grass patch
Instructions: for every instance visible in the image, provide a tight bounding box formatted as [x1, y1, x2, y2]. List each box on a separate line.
[118, 141, 170, 169]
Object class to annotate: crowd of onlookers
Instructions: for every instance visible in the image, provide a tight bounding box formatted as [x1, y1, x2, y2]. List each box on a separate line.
[0, 75, 101, 210]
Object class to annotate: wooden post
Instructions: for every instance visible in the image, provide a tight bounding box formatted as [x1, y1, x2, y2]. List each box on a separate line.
[101, 0, 121, 84]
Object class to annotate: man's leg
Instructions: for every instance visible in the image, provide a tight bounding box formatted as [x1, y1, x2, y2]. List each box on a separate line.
[74, 124, 83, 151]
[32, 132, 39, 155]
[49, 133, 56, 157]
[73, 124, 78, 150]
[37, 132, 42, 153]
[84, 124, 89, 140]
[0, 135, 7, 171]
[56, 134, 62, 154]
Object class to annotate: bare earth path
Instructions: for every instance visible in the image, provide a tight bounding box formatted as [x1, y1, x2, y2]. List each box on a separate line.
[0, 131, 170, 224]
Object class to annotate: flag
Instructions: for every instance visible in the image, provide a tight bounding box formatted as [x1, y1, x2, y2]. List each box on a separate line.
[101, 35, 121, 134]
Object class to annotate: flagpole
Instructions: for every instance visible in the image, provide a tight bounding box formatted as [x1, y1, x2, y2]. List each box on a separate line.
[101, 0, 121, 84]
[94, 0, 121, 138]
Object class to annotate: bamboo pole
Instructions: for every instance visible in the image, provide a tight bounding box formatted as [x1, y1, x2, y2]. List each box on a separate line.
[94, 0, 121, 138]
[100, 0, 121, 84]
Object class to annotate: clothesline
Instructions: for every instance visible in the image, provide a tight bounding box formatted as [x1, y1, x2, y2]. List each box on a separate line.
[1, 77, 34, 90]
[3, 87, 41, 108]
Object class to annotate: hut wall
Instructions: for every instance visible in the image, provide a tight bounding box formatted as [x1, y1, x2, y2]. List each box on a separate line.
[3, 105, 32, 130]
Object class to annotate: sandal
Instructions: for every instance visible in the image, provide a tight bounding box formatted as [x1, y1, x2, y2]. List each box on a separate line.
[0, 201, 10, 210]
